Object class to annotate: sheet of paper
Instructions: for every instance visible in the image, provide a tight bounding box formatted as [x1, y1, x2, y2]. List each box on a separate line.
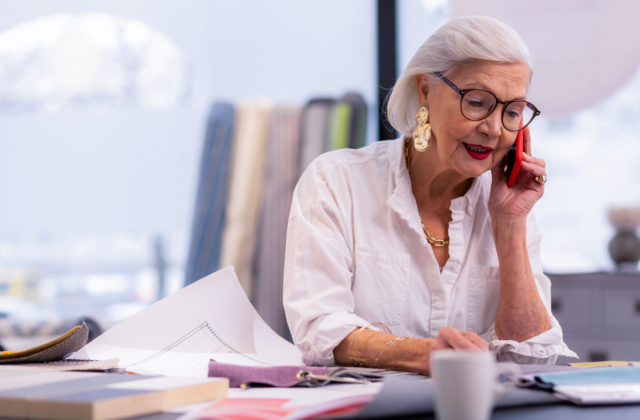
[177, 383, 382, 420]
[554, 384, 640, 404]
[69, 266, 302, 376]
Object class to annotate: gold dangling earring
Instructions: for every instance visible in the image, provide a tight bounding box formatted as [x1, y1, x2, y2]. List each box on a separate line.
[413, 106, 431, 152]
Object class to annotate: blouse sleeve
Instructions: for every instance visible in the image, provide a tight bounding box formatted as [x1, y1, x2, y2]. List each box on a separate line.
[481, 214, 578, 364]
[282, 164, 371, 366]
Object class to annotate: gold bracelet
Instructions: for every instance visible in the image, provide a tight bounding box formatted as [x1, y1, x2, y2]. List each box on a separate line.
[370, 322, 391, 334]
[352, 327, 367, 353]
[373, 336, 409, 366]
[350, 322, 388, 359]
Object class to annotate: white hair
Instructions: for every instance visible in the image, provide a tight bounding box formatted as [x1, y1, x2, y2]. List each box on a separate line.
[386, 15, 532, 137]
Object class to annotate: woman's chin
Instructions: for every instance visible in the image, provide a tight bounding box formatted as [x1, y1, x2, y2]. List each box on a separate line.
[455, 161, 493, 179]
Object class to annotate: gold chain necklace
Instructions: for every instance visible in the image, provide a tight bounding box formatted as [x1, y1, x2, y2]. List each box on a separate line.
[404, 138, 450, 248]
[421, 221, 449, 247]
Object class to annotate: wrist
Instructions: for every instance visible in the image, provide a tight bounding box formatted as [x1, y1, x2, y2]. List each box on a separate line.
[406, 338, 433, 376]
[372, 336, 433, 375]
[491, 216, 527, 237]
[492, 218, 528, 259]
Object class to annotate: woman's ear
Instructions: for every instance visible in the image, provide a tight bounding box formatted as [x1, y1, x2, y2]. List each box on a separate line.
[416, 74, 430, 106]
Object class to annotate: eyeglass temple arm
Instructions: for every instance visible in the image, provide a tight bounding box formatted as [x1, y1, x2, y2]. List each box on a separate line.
[433, 71, 464, 94]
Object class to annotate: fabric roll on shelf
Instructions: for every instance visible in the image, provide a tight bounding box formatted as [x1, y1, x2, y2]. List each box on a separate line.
[326, 101, 352, 151]
[342, 92, 368, 149]
[252, 105, 302, 338]
[184, 102, 235, 286]
[325, 92, 368, 151]
[297, 97, 336, 176]
[219, 101, 272, 297]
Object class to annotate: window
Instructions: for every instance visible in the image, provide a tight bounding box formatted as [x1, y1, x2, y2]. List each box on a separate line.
[0, 1, 377, 346]
[0, 12, 194, 331]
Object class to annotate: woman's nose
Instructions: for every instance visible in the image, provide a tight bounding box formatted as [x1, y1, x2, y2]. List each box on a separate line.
[480, 109, 503, 138]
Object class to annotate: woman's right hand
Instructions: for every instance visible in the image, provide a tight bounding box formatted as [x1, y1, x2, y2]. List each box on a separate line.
[432, 326, 489, 351]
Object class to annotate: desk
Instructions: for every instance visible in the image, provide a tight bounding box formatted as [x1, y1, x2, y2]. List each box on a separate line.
[354, 375, 640, 419]
[3, 367, 640, 419]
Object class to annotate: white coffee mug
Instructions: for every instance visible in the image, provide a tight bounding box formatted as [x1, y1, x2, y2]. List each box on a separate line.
[430, 350, 520, 420]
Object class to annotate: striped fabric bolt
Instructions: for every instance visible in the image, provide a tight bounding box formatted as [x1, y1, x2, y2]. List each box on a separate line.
[297, 98, 335, 176]
[252, 105, 302, 337]
[184, 102, 235, 286]
[219, 101, 272, 297]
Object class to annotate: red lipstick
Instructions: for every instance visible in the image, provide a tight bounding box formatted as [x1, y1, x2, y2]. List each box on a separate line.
[463, 142, 493, 160]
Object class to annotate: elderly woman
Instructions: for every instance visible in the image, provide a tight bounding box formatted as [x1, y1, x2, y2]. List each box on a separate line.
[283, 16, 576, 375]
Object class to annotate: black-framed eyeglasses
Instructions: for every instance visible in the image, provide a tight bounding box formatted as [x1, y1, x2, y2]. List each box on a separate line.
[434, 71, 540, 132]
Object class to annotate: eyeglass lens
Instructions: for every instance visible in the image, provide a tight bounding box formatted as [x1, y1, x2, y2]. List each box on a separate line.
[461, 90, 535, 131]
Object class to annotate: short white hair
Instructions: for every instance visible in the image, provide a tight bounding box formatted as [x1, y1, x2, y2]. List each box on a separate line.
[386, 15, 532, 137]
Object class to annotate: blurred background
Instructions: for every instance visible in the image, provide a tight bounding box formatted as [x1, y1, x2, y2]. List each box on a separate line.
[1, 0, 639, 360]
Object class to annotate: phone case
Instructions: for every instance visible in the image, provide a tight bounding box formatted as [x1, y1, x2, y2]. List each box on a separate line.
[505, 129, 523, 187]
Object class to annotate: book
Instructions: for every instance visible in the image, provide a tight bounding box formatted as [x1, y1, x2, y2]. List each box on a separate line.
[521, 366, 640, 404]
[569, 361, 640, 368]
[0, 368, 228, 419]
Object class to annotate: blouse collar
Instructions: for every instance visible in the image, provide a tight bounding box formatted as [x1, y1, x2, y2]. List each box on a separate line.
[388, 137, 487, 230]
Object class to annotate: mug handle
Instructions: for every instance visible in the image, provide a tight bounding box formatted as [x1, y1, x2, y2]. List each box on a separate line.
[493, 362, 522, 397]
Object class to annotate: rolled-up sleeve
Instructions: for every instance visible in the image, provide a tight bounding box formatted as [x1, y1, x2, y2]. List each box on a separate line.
[487, 322, 577, 364]
[283, 165, 369, 366]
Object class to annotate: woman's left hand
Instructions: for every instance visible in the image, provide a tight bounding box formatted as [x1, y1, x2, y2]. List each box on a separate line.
[488, 127, 546, 220]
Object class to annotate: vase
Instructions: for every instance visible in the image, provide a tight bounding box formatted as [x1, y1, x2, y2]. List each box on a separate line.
[608, 229, 640, 268]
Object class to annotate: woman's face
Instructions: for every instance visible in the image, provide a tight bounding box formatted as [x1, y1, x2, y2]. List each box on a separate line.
[418, 61, 531, 178]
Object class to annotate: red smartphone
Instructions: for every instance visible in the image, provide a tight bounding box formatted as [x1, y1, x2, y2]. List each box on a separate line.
[505, 128, 523, 187]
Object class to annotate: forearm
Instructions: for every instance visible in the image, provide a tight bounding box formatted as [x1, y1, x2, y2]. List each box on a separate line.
[333, 328, 433, 375]
[493, 218, 551, 341]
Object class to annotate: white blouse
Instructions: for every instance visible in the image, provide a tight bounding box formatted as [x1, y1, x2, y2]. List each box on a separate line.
[283, 138, 577, 366]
